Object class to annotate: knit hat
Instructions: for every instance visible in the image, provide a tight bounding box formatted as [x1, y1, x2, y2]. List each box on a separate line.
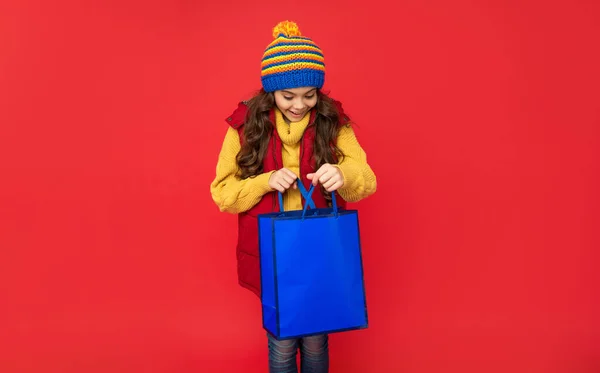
[261, 21, 325, 92]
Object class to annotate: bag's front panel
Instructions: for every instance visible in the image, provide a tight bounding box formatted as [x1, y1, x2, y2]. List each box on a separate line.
[272, 211, 367, 338]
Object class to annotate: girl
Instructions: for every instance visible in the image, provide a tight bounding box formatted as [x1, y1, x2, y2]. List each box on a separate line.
[210, 20, 377, 373]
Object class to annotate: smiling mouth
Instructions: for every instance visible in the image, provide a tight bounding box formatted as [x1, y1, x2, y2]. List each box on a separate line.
[289, 110, 303, 116]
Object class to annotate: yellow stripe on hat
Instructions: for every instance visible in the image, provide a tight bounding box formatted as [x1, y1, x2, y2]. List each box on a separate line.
[263, 45, 323, 58]
[261, 53, 325, 68]
[262, 62, 326, 76]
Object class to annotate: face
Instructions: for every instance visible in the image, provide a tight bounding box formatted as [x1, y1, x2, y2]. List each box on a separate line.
[273, 87, 318, 123]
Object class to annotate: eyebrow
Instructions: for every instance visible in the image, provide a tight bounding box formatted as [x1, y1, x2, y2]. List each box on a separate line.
[282, 89, 317, 95]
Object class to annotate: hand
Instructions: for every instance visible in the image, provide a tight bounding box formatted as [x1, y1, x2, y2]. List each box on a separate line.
[269, 168, 298, 193]
[307, 164, 344, 192]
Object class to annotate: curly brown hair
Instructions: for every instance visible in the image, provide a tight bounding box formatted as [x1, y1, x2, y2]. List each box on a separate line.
[236, 89, 346, 181]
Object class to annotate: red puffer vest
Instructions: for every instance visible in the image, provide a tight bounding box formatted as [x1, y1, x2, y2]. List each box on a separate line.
[225, 100, 350, 297]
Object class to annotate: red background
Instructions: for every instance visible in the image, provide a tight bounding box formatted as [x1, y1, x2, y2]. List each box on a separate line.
[1, 0, 599, 372]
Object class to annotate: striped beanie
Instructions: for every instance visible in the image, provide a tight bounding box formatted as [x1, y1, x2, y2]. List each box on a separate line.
[261, 21, 325, 92]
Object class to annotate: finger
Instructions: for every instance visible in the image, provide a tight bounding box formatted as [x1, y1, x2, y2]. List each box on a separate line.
[274, 182, 285, 193]
[282, 168, 298, 181]
[278, 178, 292, 190]
[281, 173, 295, 186]
[277, 172, 295, 186]
[322, 175, 338, 190]
[325, 180, 343, 192]
[319, 167, 336, 185]
[311, 167, 328, 186]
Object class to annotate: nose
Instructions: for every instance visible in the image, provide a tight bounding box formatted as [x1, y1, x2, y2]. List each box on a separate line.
[293, 99, 305, 110]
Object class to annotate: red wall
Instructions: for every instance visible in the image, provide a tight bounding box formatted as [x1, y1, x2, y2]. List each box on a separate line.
[1, 0, 599, 372]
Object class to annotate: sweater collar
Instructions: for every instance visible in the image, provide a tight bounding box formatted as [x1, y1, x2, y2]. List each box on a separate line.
[274, 108, 311, 146]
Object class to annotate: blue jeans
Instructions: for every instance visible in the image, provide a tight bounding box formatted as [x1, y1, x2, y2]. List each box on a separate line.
[267, 333, 329, 373]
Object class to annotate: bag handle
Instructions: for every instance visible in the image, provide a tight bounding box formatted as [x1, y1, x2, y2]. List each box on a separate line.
[277, 178, 314, 212]
[278, 178, 339, 218]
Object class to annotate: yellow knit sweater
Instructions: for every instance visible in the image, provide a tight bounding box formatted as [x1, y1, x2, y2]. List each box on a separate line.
[210, 108, 377, 214]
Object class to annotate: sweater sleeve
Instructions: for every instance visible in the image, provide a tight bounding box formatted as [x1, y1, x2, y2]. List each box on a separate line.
[334, 125, 377, 203]
[210, 127, 275, 214]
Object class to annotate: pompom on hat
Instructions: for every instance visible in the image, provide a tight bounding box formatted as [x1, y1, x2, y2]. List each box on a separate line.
[260, 21, 325, 92]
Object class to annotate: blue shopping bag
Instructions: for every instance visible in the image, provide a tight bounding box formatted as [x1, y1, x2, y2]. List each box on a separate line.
[257, 179, 368, 340]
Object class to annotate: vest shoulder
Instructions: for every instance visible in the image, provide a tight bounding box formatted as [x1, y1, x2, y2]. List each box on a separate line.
[224, 101, 250, 129]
